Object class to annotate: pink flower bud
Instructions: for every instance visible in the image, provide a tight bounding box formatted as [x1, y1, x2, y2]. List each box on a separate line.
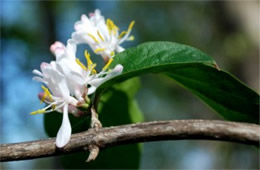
[38, 92, 44, 101]
[50, 41, 65, 57]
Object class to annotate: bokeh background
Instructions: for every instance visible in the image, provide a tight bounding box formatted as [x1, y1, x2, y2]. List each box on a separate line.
[1, 0, 259, 169]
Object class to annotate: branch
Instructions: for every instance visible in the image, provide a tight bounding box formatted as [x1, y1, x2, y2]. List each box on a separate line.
[0, 120, 259, 162]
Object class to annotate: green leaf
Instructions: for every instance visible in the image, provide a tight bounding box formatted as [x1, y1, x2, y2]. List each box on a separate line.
[98, 78, 144, 126]
[167, 64, 259, 123]
[97, 41, 259, 123]
[44, 78, 143, 169]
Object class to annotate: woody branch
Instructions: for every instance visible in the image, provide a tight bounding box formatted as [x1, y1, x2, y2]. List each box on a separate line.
[0, 119, 259, 162]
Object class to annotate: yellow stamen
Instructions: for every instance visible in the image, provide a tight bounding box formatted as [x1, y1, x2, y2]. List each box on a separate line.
[97, 30, 105, 42]
[94, 48, 105, 53]
[41, 85, 53, 103]
[128, 35, 135, 41]
[88, 33, 99, 43]
[90, 63, 97, 74]
[118, 21, 135, 39]
[119, 31, 127, 39]
[103, 58, 113, 71]
[52, 104, 56, 110]
[84, 50, 93, 67]
[84, 50, 97, 74]
[110, 51, 115, 56]
[128, 20, 135, 32]
[76, 58, 87, 71]
[106, 19, 119, 35]
[30, 109, 46, 115]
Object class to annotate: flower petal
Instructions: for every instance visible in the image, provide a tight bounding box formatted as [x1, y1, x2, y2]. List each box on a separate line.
[32, 76, 46, 83]
[87, 86, 96, 95]
[89, 64, 123, 89]
[32, 69, 43, 77]
[66, 39, 77, 59]
[116, 46, 125, 53]
[56, 104, 71, 148]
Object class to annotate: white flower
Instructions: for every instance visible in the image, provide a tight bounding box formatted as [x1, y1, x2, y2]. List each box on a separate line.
[88, 61, 123, 93]
[50, 39, 123, 97]
[31, 40, 123, 148]
[31, 62, 79, 148]
[50, 39, 89, 101]
[72, 49, 124, 93]
[72, 9, 135, 62]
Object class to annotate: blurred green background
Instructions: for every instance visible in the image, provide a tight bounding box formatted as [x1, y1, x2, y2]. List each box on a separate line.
[0, 1, 259, 169]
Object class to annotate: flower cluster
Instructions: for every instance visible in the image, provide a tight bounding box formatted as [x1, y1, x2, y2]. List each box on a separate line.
[72, 9, 135, 62]
[31, 9, 134, 148]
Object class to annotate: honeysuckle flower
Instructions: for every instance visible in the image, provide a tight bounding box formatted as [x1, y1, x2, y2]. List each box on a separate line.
[50, 39, 123, 97]
[31, 40, 123, 148]
[37, 92, 85, 117]
[73, 50, 124, 93]
[72, 9, 135, 62]
[87, 60, 123, 93]
[31, 62, 79, 148]
[50, 39, 89, 102]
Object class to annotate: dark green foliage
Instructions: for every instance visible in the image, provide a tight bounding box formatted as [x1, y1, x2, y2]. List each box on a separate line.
[98, 41, 259, 123]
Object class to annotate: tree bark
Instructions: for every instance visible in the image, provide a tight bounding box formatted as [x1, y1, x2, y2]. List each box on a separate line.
[0, 119, 259, 162]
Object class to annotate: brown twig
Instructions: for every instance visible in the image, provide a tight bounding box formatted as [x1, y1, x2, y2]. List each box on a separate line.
[90, 107, 102, 130]
[86, 106, 102, 161]
[0, 120, 259, 162]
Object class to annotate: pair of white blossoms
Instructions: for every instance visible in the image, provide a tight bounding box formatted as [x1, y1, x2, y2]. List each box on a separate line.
[31, 9, 135, 148]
